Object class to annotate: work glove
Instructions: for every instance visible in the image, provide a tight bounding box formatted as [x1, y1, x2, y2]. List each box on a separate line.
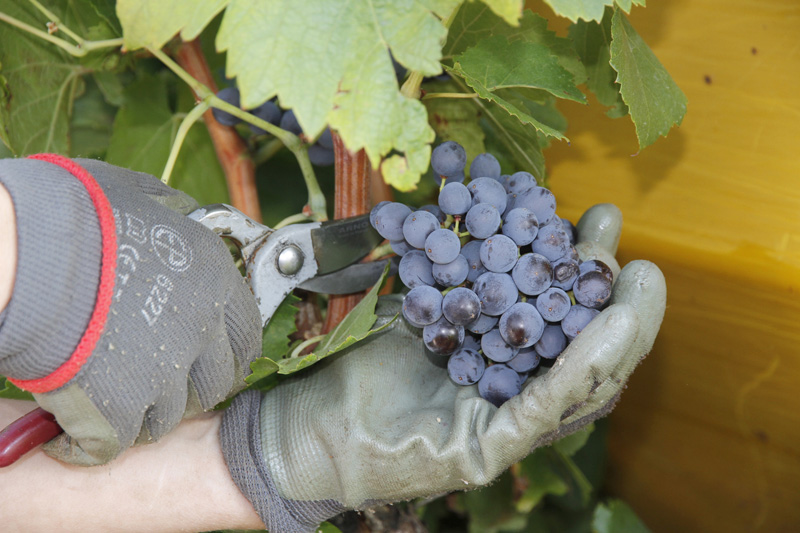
[0, 155, 261, 465]
[220, 203, 667, 533]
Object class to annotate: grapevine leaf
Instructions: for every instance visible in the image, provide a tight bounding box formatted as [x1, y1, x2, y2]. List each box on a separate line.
[0, 378, 34, 401]
[613, 0, 646, 14]
[318, 522, 344, 533]
[277, 262, 397, 375]
[593, 499, 652, 533]
[479, 0, 524, 26]
[553, 422, 594, 456]
[445, 6, 585, 85]
[569, 10, 627, 118]
[458, 470, 526, 532]
[261, 293, 302, 362]
[117, 0, 229, 50]
[541, 0, 614, 22]
[216, 0, 454, 190]
[472, 92, 546, 181]
[609, 9, 687, 149]
[452, 35, 585, 105]
[105, 74, 229, 205]
[69, 78, 116, 159]
[422, 82, 486, 173]
[244, 358, 281, 387]
[0, 1, 84, 155]
[517, 448, 569, 512]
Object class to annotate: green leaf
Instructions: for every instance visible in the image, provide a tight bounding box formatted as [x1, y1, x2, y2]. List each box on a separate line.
[613, 0, 646, 14]
[216, 0, 453, 191]
[0, 378, 34, 401]
[458, 470, 525, 533]
[541, 0, 614, 22]
[609, 9, 687, 149]
[422, 83, 487, 171]
[117, 0, 230, 50]
[569, 10, 627, 118]
[479, 0, 524, 26]
[553, 422, 594, 456]
[592, 499, 651, 533]
[473, 93, 546, 182]
[277, 262, 397, 375]
[244, 357, 281, 387]
[105, 73, 229, 205]
[517, 448, 570, 513]
[318, 522, 343, 533]
[0, 1, 84, 155]
[69, 76, 116, 158]
[445, 7, 585, 86]
[260, 293, 301, 362]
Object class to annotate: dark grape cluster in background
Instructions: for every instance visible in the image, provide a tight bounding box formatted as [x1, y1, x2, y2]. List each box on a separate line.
[212, 87, 334, 166]
[370, 142, 614, 407]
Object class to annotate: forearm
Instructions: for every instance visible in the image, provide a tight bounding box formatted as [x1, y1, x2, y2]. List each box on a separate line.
[0, 183, 15, 313]
[0, 400, 264, 532]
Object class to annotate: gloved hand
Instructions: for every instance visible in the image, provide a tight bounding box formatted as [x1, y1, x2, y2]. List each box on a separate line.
[0, 155, 261, 465]
[219, 203, 667, 533]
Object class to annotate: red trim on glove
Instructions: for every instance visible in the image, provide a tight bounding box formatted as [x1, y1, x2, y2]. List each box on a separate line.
[8, 155, 117, 393]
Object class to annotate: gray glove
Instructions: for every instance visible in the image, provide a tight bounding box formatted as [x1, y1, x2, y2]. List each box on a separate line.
[220, 203, 667, 533]
[0, 156, 261, 465]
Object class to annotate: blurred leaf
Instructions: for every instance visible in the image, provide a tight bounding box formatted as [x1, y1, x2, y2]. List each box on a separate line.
[517, 448, 569, 513]
[277, 263, 396, 375]
[118, 0, 229, 50]
[0, 378, 34, 401]
[569, 10, 627, 118]
[459, 470, 525, 533]
[553, 422, 594, 456]
[480, 0, 524, 26]
[423, 82, 487, 172]
[445, 7, 585, 85]
[592, 499, 651, 533]
[613, 0, 646, 14]
[609, 9, 687, 149]
[69, 77, 116, 158]
[541, 0, 614, 22]
[261, 293, 301, 361]
[105, 73, 228, 205]
[318, 522, 343, 533]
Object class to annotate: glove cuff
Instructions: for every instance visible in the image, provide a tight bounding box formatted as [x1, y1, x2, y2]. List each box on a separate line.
[220, 389, 345, 533]
[0, 155, 116, 390]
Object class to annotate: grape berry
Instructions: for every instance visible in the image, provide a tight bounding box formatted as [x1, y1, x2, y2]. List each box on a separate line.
[370, 142, 614, 407]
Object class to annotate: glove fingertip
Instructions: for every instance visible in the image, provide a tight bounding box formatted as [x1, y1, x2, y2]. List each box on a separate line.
[576, 203, 622, 256]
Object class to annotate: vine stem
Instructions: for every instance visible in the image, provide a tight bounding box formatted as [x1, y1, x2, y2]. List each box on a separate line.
[323, 132, 370, 333]
[422, 92, 479, 100]
[173, 40, 261, 221]
[0, 10, 122, 56]
[27, 0, 82, 43]
[161, 101, 209, 185]
[160, 43, 328, 222]
[288, 334, 326, 359]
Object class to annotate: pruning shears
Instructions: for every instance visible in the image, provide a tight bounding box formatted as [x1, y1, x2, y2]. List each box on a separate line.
[0, 204, 389, 467]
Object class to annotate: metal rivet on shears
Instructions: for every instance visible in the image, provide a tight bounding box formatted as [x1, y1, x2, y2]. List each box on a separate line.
[277, 245, 304, 275]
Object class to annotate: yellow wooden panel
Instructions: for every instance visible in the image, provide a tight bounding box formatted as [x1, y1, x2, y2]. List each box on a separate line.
[531, 0, 800, 531]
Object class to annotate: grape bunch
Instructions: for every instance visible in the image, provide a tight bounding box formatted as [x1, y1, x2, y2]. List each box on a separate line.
[370, 141, 614, 407]
[212, 87, 334, 166]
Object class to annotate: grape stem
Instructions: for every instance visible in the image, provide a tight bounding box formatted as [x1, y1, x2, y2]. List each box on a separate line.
[421, 92, 479, 100]
[149, 47, 328, 222]
[273, 213, 313, 230]
[160, 101, 209, 185]
[0, 9, 123, 56]
[288, 334, 326, 359]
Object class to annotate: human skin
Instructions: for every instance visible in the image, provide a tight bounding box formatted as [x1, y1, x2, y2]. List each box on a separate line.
[0, 185, 264, 532]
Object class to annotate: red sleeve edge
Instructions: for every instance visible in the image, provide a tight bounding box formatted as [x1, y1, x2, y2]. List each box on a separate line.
[8, 155, 117, 393]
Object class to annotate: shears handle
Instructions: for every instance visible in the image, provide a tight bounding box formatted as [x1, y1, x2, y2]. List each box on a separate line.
[0, 407, 63, 467]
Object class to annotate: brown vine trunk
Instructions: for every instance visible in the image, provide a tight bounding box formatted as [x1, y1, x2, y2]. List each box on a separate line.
[175, 40, 262, 222]
[322, 132, 370, 333]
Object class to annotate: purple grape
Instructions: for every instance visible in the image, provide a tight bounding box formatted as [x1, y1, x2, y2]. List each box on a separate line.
[370, 200, 391, 227]
[423, 317, 465, 356]
[507, 171, 537, 194]
[467, 177, 507, 212]
[212, 87, 241, 126]
[535, 287, 571, 322]
[579, 259, 614, 282]
[390, 239, 413, 256]
[511, 253, 553, 296]
[551, 256, 580, 290]
[469, 152, 501, 180]
[279, 109, 303, 136]
[561, 305, 600, 340]
[479, 234, 519, 273]
[507, 347, 541, 373]
[513, 187, 556, 226]
[442, 287, 481, 326]
[478, 364, 522, 407]
[431, 141, 467, 177]
[398, 250, 435, 288]
[248, 100, 281, 134]
[403, 210, 440, 249]
[534, 324, 568, 359]
[465, 203, 501, 239]
[432, 255, 469, 287]
[447, 348, 486, 386]
[373, 202, 412, 241]
[573, 270, 612, 309]
[461, 240, 487, 283]
[466, 313, 499, 335]
[499, 302, 545, 348]
[531, 224, 572, 261]
[424, 229, 461, 264]
[501, 207, 539, 246]
[473, 272, 518, 316]
[438, 182, 472, 215]
[402, 285, 443, 327]
[308, 144, 335, 166]
[481, 328, 518, 362]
